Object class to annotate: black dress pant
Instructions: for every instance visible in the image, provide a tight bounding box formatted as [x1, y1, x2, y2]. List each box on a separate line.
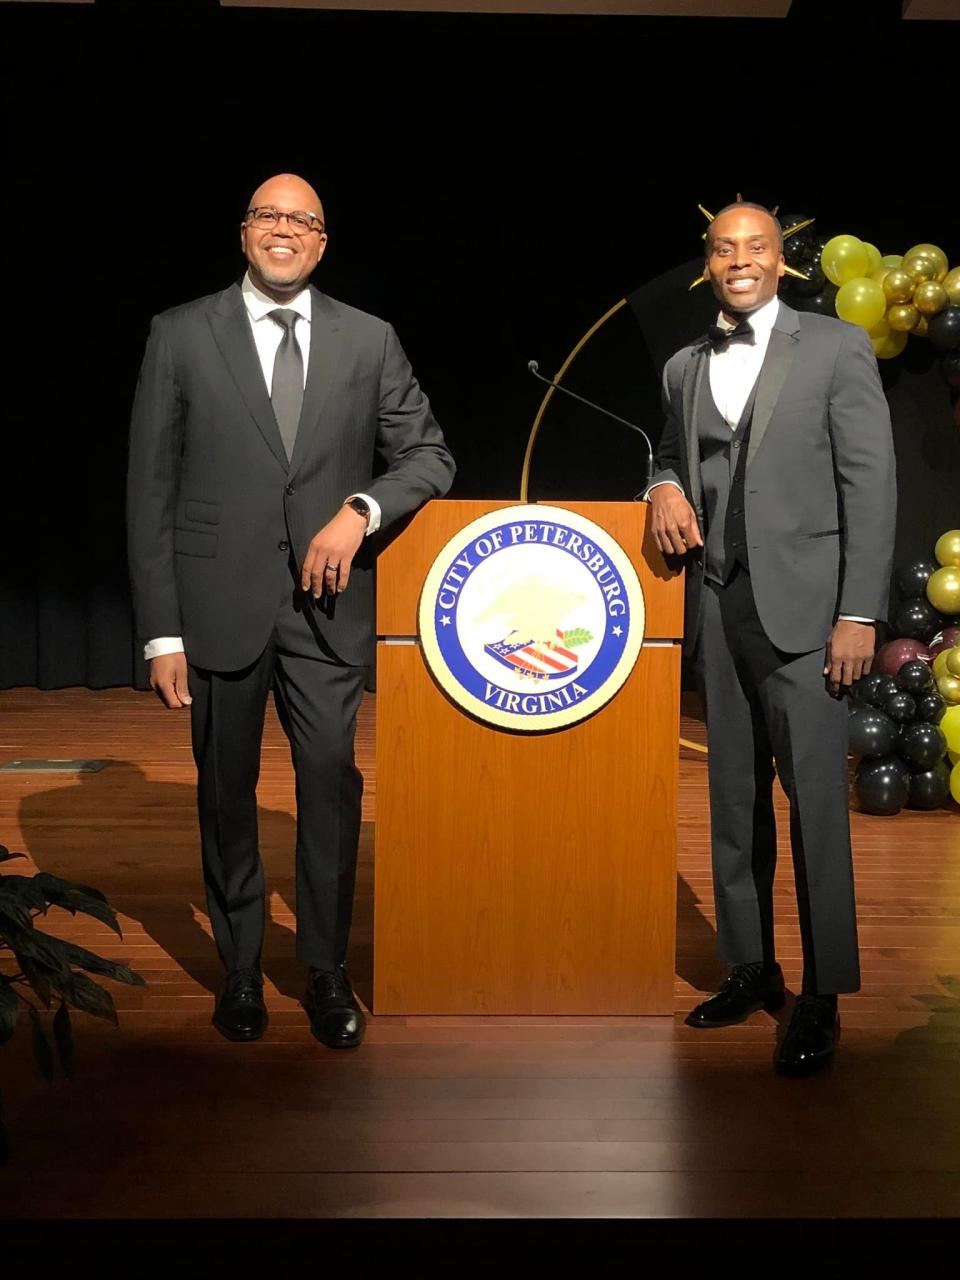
[188, 583, 367, 973]
[698, 565, 860, 995]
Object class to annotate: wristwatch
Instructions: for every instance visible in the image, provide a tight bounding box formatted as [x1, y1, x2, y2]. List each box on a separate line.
[344, 496, 370, 525]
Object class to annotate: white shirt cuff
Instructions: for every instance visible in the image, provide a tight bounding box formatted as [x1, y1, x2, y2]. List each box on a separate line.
[644, 480, 685, 500]
[347, 492, 381, 535]
[144, 637, 185, 661]
[838, 615, 875, 625]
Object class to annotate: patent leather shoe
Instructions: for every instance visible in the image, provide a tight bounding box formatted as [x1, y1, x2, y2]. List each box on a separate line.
[212, 967, 268, 1042]
[685, 962, 785, 1028]
[776, 994, 839, 1077]
[304, 965, 366, 1048]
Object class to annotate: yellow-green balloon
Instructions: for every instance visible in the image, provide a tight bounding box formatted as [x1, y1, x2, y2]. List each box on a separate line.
[950, 748, 960, 765]
[947, 648, 960, 678]
[927, 565, 960, 614]
[880, 254, 903, 268]
[914, 281, 949, 316]
[835, 277, 886, 330]
[933, 649, 954, 681]
[904, 243, 949, 281]
[870, 266, 891, 287]
[863, 242, 882, 274]
[942, 705, 960, 754]
[939, 675, 960, 706]
[935, 529, 960, 566]
[888, 304, 920, 333]
[872, 329, 908, 359]
[883, 269, 916, 304]
[951, 761, 960, 803]
[944, 266, 960, 307]
[822, 235, 870, 287]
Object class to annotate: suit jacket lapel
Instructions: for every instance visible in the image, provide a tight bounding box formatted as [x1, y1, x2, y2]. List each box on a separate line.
[747, 301, 800, 469]
[287, 288, 344, 481]
[682, 345, 708, 512]
[208, 283, 288, 472]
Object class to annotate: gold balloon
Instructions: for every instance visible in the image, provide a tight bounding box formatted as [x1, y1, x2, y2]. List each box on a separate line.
[947, 648, 960, 678]
[933, 648, 954, 681]
[836, 277, 887, 330]
[822, 235, 870, 287]
[913, 315, 930, 337]
[880, 254, 903, 268]
[863, 242, 882, 274]
[883, 269, 916, 304]
[904, 243, 949, 281]
[951, 761, 960, 804]
[914, 281, 949, 316]
[927, 565, 960, 613]
[903, 253, 940, 284]
[944, 266, 960, 307]
[870, 266, 891, 287]
[938, 675, 960, 706]
[888, 304, 920, 332]
[873, 328, 908, 359]
[935, 529, 960, 566]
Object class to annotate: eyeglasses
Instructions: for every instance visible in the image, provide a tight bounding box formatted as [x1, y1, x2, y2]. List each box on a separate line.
[245, 207, 325, 236]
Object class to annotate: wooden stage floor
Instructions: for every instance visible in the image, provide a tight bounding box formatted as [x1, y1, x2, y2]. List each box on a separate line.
[2, 687, 960, 1234]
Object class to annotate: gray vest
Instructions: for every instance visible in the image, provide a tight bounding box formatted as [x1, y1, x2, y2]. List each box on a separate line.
[700, 375, 759, 586]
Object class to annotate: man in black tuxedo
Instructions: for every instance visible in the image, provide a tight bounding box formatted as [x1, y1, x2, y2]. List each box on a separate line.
[646, 203, 896, 1075]
[127, 173, 455, 1047]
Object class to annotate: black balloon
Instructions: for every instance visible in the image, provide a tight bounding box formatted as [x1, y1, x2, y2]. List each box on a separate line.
[882, 690, 917, 723]
[852, 672, 888, 707]
[791, 261, 827, 297]
[907, 761, 951, 811]
[915, 691, 946, 724]
[794, 282, 838, 317]
[856, 756, 910, 816]
[928, 306, 960, 353]
[893, 597, 944, 642]
[941, 352, 960, 388]
[848, 706, 899, 758]
[896, 559, 940, 598]
[899, 722, 947, 770]
[896, 659, 934, 695]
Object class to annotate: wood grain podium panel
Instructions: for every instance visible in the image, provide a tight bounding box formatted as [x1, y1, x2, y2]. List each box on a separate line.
[373, 641, 680, 1014]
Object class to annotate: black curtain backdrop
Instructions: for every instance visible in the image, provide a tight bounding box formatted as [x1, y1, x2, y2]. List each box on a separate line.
[1, 1, 957, 690]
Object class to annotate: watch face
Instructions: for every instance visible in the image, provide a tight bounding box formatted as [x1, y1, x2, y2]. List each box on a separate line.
[349, 498, 369, 517]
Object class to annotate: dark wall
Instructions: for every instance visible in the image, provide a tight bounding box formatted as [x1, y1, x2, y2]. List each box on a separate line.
[1, 1, 957, 687]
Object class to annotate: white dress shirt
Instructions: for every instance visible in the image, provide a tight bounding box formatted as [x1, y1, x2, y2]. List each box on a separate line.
[144, 273, 381, 661]
[646, 296, 872, 625]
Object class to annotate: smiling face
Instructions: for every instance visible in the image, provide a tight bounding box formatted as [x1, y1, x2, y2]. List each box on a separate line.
[705, 207, 785, 320]
[240, 173, 327, 301]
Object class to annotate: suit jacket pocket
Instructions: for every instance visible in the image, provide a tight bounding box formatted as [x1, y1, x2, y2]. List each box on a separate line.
[174, 528, 218, 557]
[184, 500, 221, 525]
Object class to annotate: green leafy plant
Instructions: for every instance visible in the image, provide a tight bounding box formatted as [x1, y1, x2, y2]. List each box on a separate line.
[0, 843, 145, 1161]
[562, 628, 594, 648]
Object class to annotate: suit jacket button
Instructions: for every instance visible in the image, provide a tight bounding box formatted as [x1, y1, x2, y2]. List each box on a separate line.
[278, 540, 290, 552]
[285, 484, 295, 496]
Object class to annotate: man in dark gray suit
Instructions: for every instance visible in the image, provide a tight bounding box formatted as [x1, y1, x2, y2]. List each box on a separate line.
[127, 173, 455, 1047]
[646, 202, 895, 1075]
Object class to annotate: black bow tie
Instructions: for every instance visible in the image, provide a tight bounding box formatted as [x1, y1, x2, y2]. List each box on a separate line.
[707, 320, 755, 350]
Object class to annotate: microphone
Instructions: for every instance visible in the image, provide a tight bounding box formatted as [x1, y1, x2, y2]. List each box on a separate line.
[527, 360, 655, 488]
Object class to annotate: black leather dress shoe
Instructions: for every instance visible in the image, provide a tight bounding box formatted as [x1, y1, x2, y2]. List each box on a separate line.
[685, 962, 786, 1028]
[212, 967, 268, 1042]
[304, 965, 366, 1049]
[776, 994, 839, 1077]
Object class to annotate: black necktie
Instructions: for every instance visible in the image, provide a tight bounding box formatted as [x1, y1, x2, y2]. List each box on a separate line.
[707, 319, 755, 351]
[269, 309, 303, 461]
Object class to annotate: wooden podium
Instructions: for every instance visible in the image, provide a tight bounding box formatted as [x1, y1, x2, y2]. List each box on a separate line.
[373, 500, 684, 1015]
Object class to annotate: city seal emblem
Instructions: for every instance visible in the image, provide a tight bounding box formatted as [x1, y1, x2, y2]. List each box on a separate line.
[419, 504, 644, 731]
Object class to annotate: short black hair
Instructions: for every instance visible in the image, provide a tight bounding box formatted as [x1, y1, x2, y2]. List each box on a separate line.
[705, 202, 783, 252]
